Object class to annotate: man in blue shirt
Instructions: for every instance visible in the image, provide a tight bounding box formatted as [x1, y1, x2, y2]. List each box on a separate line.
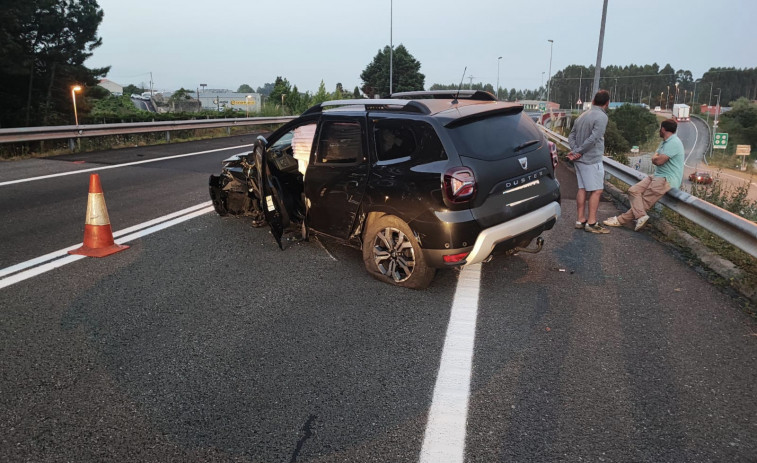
[603, 118, 685, 231]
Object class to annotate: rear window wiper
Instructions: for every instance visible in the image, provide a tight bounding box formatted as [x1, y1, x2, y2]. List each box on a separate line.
[514, 140, 539, 152]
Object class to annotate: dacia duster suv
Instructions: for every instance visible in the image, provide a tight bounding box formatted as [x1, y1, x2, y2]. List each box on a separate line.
[209, 90, 561, 289]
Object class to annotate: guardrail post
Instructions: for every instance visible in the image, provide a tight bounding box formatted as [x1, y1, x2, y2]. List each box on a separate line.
[68, 138, 75, 152]
[226, 127, 231, 135]
[166, 131, 170, 142]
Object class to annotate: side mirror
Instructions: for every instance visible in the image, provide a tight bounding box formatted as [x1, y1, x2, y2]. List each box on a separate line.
[257, 135, 268, 146]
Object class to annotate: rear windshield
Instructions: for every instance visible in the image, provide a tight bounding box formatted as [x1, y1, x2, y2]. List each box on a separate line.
[447, 112, 543, 161]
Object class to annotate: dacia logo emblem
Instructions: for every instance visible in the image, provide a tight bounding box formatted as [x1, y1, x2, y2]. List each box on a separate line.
[519, 157, 528, 170]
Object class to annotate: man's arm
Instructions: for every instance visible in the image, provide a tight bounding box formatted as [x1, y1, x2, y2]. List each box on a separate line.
[652, 152, 670, 166]
[574, 116, 608, 155]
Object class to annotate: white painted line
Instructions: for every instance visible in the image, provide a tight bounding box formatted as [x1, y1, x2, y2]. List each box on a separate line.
[0, 202, 212, 279]
[683, 120, 699, 167]
[0, 204, 215, 290]
[0, 144, 254, 187]
[420, 263, 482, 463]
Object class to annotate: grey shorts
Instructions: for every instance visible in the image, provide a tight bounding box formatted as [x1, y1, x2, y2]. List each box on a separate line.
[574, 161, 605, 191]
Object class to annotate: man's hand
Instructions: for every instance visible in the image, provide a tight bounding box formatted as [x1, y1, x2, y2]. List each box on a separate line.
[567, 151, 582, 161]
[652, 152, 670, 166]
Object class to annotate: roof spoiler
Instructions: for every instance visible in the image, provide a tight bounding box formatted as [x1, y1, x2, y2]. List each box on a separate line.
[390, 90, 497, 101]
[444, 105, 524, 128]
[302, 99, 430, 116]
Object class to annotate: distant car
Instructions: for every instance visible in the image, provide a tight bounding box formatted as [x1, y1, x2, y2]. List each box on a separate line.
[689, 171, 713, 184]
[654, 106, 661, 112]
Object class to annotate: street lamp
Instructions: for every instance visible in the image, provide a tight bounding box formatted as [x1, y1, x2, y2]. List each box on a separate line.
[674, 82, 679, 105]
[496, 56, 502, 100]
[71, 85, 82, 125]
[666, 85, 670, 111]
[245, 95, 252, 118]
[546, 39, 554, 127]
[546, 40, 554, 104]
[389, 0, 393, 96]
[660, 91, 664, 107]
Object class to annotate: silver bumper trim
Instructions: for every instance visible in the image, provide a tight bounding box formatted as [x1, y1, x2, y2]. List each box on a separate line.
[465, 201, 561, 265]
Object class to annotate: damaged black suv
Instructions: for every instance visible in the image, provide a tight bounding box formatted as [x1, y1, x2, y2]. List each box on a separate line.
[209, 90, 561, 289]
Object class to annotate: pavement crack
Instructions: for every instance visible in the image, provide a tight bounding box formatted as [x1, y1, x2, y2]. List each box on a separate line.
[289, 414, 317, 463]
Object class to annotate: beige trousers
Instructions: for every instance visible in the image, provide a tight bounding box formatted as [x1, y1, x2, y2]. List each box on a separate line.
[617, 176, 670, 225]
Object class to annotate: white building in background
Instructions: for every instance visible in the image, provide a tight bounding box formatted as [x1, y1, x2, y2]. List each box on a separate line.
[193, 91, 262, 113]
[98, 79, 124, 95]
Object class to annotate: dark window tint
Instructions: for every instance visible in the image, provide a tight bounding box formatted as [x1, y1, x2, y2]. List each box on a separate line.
[374, 119, 446, 162]
[317, 121, 363, 164]
[448, 112, 542, 161]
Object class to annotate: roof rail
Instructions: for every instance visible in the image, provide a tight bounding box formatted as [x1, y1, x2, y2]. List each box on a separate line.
[390, 90, 497, 101]
[302, 99, 430, 116]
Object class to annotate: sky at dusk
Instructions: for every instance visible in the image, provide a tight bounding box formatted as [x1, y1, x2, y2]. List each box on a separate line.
[85, 0, 757, 94]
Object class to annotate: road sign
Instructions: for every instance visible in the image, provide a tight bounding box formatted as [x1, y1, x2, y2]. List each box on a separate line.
[735, 144, 751, 156]
[576, 99, 582, 105]
[713, 133, 728, 149]
[630, 146, 639, 153]
[538, 102, 546, 112]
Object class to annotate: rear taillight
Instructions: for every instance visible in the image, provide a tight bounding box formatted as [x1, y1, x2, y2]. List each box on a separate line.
[443, 252, 469, 263]
[443, 167, 477, 203]
[548, 141, 558, 169]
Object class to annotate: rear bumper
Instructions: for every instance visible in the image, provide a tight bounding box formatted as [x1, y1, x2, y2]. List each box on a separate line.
[464, 201, 561, 265]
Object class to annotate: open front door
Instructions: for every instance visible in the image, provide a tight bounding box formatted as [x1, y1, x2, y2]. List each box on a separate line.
[304, 117, 369, 240]
[254, 139, 288, 249]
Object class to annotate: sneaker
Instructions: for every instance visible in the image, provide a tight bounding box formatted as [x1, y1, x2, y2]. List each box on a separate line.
[585, 222, 610, 234]
[575, 220, 587, 229]
[603, 216, 622, 227]
[634, 215, 650, 231]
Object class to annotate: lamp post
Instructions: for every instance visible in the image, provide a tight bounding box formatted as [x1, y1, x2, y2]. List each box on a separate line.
[706, 82, 714, 126]
[389, 0, 393, 96]
[496, 56, 502, 100]
[674, 82, 679, 105]
[714, 88, 722, 128]
[71, 85, 82, 125]
[666, 85, 670, 111]
[546, 39, 554, 127]
[546, 40, 554, 104]
[692, 79, 701, 107]
[245, 95, 252, 118]
[660, 91, 664, 108]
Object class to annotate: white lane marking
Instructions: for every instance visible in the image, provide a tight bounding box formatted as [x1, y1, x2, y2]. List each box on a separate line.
[420, 263, 482, 463]
[0, 202, 212, 279]
[0, 144, 254, 187]
[683, 120, 699, 167]
[0, 204, 214, 290]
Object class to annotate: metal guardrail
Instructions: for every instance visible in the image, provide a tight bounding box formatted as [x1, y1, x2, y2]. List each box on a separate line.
[0, 116, 297, 144]
[542, 127, 757, 259]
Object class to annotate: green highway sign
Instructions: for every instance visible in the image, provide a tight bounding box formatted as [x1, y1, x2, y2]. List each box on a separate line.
[713, 133, 728, 149]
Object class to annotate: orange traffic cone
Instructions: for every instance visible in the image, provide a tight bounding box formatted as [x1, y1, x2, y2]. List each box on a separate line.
[69, 173, 129, 257]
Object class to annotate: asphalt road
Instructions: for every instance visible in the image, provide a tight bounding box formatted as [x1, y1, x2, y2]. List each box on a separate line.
[1, 137, 756, 462]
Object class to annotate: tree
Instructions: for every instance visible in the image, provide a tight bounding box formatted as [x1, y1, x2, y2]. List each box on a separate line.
[360, 44, 424, 98]
[603, 119, 630, 157]
[237, 84, 253, 93]
[256, 82, 275, 96]
[268, 76, 291, 108]
[353, 86, 361, 99]
[609, 104, 658, 145]
[719, 98, 757, 151]
[169, 88, 192, 102]
[0, 0, 109, 128]
[311, 80, 329, 106]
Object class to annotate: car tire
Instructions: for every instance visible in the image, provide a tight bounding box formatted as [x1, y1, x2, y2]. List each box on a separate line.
[362, 215, 435, 289]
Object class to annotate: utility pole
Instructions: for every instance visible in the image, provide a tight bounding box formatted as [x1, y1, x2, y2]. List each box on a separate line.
[592, 0, 608, 95]
[467, 75, 476, 90]
[150, 72, 153, 96]
[389, 0, 393, 96]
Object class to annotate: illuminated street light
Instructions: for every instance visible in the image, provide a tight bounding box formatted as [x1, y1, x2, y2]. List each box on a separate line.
[666, 85, 670, 111]
[675, 82, 679, 104]
[245, 94, 252, 118]
[71, 85, 82, 125]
